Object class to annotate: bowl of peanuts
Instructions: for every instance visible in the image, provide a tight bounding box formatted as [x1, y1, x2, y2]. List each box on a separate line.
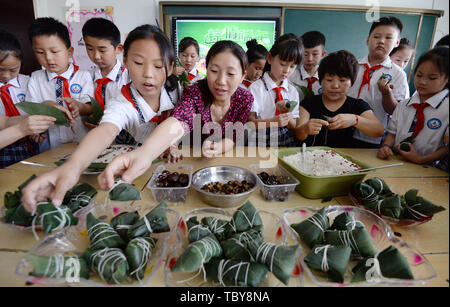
[191, 165, 258, 208]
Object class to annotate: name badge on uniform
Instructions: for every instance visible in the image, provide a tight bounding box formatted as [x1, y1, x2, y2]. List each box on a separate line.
[427, 118, 442, 130]
[70, 83, 82, 94]
[16, 93, 26, 102]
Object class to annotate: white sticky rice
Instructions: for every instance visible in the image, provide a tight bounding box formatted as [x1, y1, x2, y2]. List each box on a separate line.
[282, 149, 361, 176]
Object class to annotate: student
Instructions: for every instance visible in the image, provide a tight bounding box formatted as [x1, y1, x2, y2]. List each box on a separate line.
[378, 47, 449, 165]
[248, 33, 303, 147]
[82, 17, 136, 145]
[241, 39, 267, 90]
[347, 16, 410, 148]
[0, 29, 55, 167]
[21, 39, 252, 211]
[82, 18, 128, 120]
[289, 31, 326, 101]
[390, 37, 415, 70]
[295, 50, 384, 148]
[26, 17, 94, 150]
[175, 37, 204, 87]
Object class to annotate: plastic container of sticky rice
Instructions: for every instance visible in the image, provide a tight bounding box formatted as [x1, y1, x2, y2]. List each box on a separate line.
[276, 147, 373, 199]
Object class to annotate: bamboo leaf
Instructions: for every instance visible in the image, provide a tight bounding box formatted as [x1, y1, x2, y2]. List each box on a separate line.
[16, 102, 70, 127]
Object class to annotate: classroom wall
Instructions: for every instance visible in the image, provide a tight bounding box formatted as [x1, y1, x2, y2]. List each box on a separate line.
[34, 0, 448, 46]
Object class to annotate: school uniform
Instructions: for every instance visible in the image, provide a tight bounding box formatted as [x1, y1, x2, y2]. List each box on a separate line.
[240, 79, 253, 91]
[0, 74, 39, 168]
[100, 82, 179, 145]
[249, 72, 300, 147]
[90, 60, 133, 144]
[90, 59, 129, 109]
[26, 63, 94, 150]
[387, 89, 449, 157]
[186, 67, 205, 85]
[288, 64, 322, 102]
[347, 56, 409, 146]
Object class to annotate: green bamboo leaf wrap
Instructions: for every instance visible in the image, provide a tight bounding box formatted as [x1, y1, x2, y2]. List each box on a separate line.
[26, 254, 89, 280]
[16, 101, 70, 127]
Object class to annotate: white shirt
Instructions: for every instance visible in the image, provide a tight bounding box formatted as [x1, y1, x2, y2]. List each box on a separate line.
[288, 64, 322, 102]
[187, 67, 205, 85]
[250, 72, 300, 120]
[26, 63, 94, 149]
[0, 74, 29, 116]
[90, 59, 129, 108]
[100, 83, 179, 144]
[387, 89, 449, 156]
[348, 56, 410, 144]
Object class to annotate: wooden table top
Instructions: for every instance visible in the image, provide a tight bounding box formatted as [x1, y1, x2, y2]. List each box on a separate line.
[0, 143, 448, 287]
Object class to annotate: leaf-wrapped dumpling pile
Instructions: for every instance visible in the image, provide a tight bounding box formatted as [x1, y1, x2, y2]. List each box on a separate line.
[290, 207, 329, 248]
[171, 201, 300, 286]
[26, 253, 90, 280]
[109, 181, 141, 201]
[352, 178, 445, 221]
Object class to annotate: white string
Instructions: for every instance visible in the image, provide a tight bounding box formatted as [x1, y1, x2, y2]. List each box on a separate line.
[256, 242, 279, 272]
[307, 213, 328, 232]
[336, 229, 361, 256]
[217, 259, 250, 287]
[43, 254, 66, 278]
[143, 216, 153, 234]
[231, 209, 260, 231]
[405, 204, 429, 219]
[128, 237, 155, 284]
[188, 224, 211, 241]
[87, 221, 121, 250]
[89, 248, 128, 284]
[31, 202, 71, 240]
[108, 178, 127, 193]
[314, 245, 331, 272]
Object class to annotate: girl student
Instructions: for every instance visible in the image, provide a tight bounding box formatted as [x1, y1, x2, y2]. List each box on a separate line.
[21, 40, 253, 210]
[389, 37, 415, 70]
[0, 29, 55, 168]
[378, 46, 449, 165]
[241, 39, 267, 89]
[248, 33, 303, 147]
[174, 36, 205, 87]
[295, 50, 384, 148]
[20, 24, 181, 210]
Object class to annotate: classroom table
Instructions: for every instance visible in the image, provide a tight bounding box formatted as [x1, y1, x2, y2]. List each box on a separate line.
[0, 143, 448, 287]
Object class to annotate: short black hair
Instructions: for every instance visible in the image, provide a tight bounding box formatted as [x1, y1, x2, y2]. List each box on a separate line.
[435, 34, 449, 48]
[82, 18, 121, 48]
[246, 39, 268, 64]
[178, 37, 199, 55]
[390, 37, 414, 56]
[301, 31, 326, 49]
[318, 50, 359, 85]
[369, 16, 403, 36]
[414, 46, 449, 89]
[264, 33, 303, 73]
[0, 29, 23, 62]
[28, 17, 71, 49]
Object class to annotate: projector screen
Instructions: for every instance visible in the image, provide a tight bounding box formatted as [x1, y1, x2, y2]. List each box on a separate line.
[171, 17, 280, 74]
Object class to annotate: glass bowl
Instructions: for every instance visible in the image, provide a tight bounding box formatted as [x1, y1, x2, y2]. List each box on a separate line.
[281, 205, 437, 287]
[15, 201, 180, 287]
[164, 208, 304, 287]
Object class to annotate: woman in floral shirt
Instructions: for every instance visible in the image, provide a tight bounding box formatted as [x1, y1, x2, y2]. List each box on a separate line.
[96, 40, 254, 188]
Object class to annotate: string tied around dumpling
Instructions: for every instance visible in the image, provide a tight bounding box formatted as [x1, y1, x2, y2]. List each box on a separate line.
[70, 191, 92, 206]
[255, 242, 279, 273]
[188, 224, 211, 240]
[87, 221, 121, 250]
[143, 215, 153, 234]
[207, 217, 226, 234]
[129, 237, 155, 284]
[314, 245, 331, 272]
[336, 229, 361, 256]
[307, 213, 328, 232]
[43, 254, 66, 278]
[89, 248, 128, 284]
[405, 204, 430, 220]
[231, 209, 260, 232]
[31, 202, 71, 241]
[217, 259, 250, 287]
[345, 214, 364, 230]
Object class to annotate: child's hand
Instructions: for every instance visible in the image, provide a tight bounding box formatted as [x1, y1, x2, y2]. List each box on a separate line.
[328, 114, 357, 130]
[82, 116, 98, 130]
[305, 118, 328, 135]
[29, 133, 47, 144]
[397, 143, 423, 164]
[98, 148, 153, 190]
[53, 104, 74, 126]
[377, 144, 394, 159]
[158, 145, 183, 163]
[276, 113, 293, 127]
[377, 78, 395, 95]
[21, 164, 82, 213]
[202, 140, 221, 158]
[19, 115, 56, 136]
[174, 66, 186, 76]
[64, 97, 83, 119]
[276, 100, 289, 114]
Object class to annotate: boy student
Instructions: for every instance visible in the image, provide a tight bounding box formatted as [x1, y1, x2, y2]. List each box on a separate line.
[347, 16, 409, 148]
[26, 17, 94, 150]
[289, 31, 326, 101]
[82, 17, 134, 144]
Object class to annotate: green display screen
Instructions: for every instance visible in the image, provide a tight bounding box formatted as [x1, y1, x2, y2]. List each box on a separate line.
[172, 17, 279, 74]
